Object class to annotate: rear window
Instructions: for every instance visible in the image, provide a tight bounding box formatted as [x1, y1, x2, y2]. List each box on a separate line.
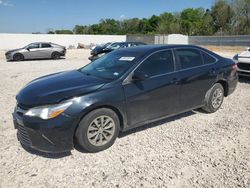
[202, 51, 217, 64]
[41, 43, 52, 48]
[175, 49, 203, 69]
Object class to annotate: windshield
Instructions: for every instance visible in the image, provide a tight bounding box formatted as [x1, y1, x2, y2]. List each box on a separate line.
[107, 43, 123, 50]
[79, 52, 139, 80]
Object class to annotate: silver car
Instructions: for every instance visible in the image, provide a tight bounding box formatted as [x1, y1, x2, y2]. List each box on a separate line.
[5, 42, 66, 61]
[234, 47, 250, 77]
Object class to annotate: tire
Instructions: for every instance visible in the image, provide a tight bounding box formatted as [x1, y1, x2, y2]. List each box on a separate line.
[13, 53, 24, 61]
[75, 108, 120, 152]
[202, 83, 224, 113]
[51, 52, 61, 60]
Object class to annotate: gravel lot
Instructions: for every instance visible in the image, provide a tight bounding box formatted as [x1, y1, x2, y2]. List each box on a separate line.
[0, 49, 249, 188]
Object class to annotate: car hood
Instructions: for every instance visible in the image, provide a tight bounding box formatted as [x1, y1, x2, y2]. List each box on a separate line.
[16, 70, 108, 107]
[238, 51, 250, 58]
[92, 46, 105, 54]
[6, 48, 24, 54]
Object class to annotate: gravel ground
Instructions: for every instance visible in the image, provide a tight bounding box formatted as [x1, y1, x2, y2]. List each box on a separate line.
[0, 51, 249, 188]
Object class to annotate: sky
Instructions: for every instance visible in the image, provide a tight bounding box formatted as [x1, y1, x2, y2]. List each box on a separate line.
[0, 0, 214, 33]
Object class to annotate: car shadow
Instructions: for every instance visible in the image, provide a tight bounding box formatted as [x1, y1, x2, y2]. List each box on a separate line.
[239, 76, 250, 84]
[20, 143, 71, 159]
[118, 111, 196, 138]
[7, 57, 65, 62]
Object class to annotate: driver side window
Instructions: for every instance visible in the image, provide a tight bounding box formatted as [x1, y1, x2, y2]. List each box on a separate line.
[136, 50, 174, 77]
[28, 43, 40, 49]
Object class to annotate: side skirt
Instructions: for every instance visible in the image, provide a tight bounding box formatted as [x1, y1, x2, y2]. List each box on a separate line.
[121, 105, 204, 132]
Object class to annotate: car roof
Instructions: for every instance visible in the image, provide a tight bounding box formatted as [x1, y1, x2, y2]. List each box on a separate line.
[112, 44, 221, 59]
[115, 42, 143, 45]
[115, 44, 199, 53]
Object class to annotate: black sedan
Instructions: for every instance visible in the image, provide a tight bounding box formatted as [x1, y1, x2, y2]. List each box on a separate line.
[13, 45, 238, 153]
[89, 41, 146, 61]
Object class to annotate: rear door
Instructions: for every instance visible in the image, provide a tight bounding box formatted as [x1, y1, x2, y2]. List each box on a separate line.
[40, 43, 53, 58]
[174, 48, 218, 110]
[123, 50, 181, 127]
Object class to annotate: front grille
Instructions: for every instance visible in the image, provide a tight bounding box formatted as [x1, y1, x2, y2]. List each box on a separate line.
[17, 103, 30, 110]
[15, 103, 29, 117]
[17, 124, 31, 146]
[237, 63, 250, 71]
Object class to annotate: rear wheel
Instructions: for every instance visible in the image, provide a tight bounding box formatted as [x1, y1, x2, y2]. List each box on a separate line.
[202, 83, 224, 113]
[13, 53, 24, 61]
[75, 108, 120, 152]
[51, 52, 61, 60]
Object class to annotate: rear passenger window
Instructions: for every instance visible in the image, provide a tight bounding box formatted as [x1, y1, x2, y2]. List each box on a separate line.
[202, 51, 217, 64]
[175, 49, 203, 69]
[137, 50, 174, 77]
[41, 43, 52, 48]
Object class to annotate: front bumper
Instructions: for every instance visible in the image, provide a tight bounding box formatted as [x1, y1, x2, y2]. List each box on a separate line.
[61, 49, 67, 56]
[13, 109, 78, 153]
[237, 63, 250, 77]
[5, 53, 13, 61]
[236, 61, 250, 77]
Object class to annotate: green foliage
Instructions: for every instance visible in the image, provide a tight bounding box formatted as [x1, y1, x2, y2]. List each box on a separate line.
[231, 0, 250, 34]
[211, 0, 234, 34]
[55, 30, 73, 34]
[52, 0, 250, 36]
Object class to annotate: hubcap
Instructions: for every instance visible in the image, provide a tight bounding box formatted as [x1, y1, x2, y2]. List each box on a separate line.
[211, 88, 223, 109]
[87, 116, 115, 146]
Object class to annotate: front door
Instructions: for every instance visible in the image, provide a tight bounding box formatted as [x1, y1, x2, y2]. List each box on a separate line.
[123, 50, 180, 127]
[24, 43, 42, 59]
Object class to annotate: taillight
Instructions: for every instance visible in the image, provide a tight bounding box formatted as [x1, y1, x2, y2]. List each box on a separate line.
[232, 63, 237, 71]
[232, 63, 237, 75]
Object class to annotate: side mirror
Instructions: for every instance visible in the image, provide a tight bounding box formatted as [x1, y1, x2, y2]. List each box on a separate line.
[132, 71, 149, 81]
[26, 47, 30, 51]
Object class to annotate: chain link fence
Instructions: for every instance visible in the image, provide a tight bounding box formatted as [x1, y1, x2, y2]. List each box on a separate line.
[126, 35, 155, 44]
[189, 35, 250, 46]
[127, 34, 250, 46]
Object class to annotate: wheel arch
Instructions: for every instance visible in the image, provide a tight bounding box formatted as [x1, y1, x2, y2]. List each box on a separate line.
[74, 104, 125, 137]
[216, 80, 229, 97]
[13, 53, 24, 60]
[51, 51, 61, 58]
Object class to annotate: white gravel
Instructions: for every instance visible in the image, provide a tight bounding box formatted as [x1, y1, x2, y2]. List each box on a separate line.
[0, 51, 249, 188]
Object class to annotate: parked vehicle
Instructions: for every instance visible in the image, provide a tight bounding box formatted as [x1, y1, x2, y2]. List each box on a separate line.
[233, 47, 250, 77]
[89, 41, 146, 61]
[5, 42, 66, 61]
[13, 45, 238, 153]
[90, 42, 113, 53]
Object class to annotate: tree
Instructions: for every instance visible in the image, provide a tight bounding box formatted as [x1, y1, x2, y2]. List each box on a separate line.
[47, 30, 55, 34]
[49, 0, 250, 36]
[157, 12, 176, 34]
[55, 30, 73, 34]
[98, 19, 121, 34]
[180, 8, 205, 35]
[232, 0, 250, 34]
[211, 0, 234, 34]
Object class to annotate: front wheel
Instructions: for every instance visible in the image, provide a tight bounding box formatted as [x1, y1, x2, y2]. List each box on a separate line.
[202, 83, 224, 113]
[75, 108, 120, 152]
[13, 53, 24, 61]
[51, 52, 61, 60]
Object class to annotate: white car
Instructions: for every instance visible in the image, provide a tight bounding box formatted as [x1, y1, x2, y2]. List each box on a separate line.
[234, 47, 250, 76]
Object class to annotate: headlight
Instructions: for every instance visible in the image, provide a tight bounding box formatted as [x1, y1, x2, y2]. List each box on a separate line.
[25, 100, 73, 120]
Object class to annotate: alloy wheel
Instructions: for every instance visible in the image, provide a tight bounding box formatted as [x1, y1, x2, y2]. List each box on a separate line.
[211, 88, 223, 109]
[87, 115, 115, 146]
